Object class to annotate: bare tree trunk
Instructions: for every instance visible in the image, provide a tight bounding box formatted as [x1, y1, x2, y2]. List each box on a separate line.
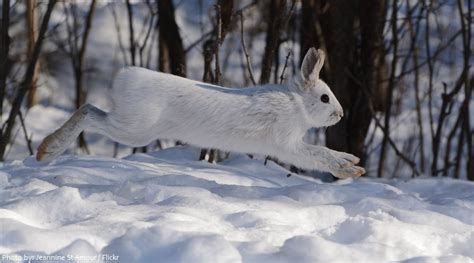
[0, 0, 11, 117]
[302, 0, 386, 176]
[318, 0, 359, 155]
[0, 0, 57, 160]
[26, 0, 39, 109]
[217, 0, 234, 41]
[125, 0, 136, 66]
[359, 0, 387, 111]
[457, 0, 472, 180]
[377, 0, 398, 177]
[75, 0, 96, 109]
[358, 0, 387, 169]
[260, 0, 291, 84]
[158, 0, 186, 76]
[156, 0, 187, 152]
[466, 77, 473, 180]
[125, 1, 143, 154]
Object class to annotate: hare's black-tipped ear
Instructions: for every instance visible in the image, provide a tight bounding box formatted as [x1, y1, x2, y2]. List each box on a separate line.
[301, 48, 325, 82]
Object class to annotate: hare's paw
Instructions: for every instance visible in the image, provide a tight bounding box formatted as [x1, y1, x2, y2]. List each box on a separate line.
[331, 151, 360, 165]
[326, 151, 365, 178]
[36, 132, 67, 162]
[328, 152, 357, 169]
[331, 165, 366, 179]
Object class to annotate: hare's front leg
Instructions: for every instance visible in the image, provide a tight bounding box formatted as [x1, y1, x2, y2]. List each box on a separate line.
[303, 144, 366, 178]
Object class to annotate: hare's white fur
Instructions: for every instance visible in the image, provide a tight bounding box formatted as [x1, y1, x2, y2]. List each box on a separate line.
[37, 48, 365, 178]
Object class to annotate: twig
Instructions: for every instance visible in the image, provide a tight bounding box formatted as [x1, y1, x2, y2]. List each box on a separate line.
[109, 4, 129, 65]
[443, 106, 464, 176]
[18, 110, 33, 155]
[279, 51, 291, 84]
[424, 1, 435, 141]
[373, 115, 419, 176]
[145, 22, 158, 68]
[239, 11, 256, 85]
[138, 10, 156, 67]
[185, 30, 213, 53]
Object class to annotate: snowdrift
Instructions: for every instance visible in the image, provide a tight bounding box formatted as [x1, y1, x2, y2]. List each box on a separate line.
[0, 146, 473, 262]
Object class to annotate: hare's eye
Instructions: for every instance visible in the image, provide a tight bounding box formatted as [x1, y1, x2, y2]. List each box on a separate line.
[321, 94, 329, 103]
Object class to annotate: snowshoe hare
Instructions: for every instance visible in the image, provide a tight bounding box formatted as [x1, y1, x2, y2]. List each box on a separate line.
[37, 48, 365, 178]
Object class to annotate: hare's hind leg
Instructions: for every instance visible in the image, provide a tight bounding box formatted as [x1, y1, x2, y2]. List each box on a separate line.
[36, 104, 108, 162]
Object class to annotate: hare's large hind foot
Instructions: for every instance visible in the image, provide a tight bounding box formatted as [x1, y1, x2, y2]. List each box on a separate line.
[36, 131, 70, 162]
[332, 165, 366, 179]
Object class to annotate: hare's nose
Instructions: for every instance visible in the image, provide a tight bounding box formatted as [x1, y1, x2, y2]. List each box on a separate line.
[334, 111, 344, 118]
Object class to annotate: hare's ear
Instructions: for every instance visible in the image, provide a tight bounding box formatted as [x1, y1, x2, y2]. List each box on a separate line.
[301, 48, 325, 82]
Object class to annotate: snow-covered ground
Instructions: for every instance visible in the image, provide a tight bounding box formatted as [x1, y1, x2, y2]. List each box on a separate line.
[1, 146, 473, 263]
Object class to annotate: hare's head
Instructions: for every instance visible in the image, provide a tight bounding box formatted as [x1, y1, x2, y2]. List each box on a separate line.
[293, 48, 343, 127]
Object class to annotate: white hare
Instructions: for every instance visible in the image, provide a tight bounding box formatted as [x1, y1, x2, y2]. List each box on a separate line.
[37, 48, 365, 178]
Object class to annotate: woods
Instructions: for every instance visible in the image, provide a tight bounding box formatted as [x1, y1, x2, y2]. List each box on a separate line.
[0, 0, 472, 180]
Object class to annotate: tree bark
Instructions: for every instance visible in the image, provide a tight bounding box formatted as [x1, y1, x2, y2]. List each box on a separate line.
[0, 0, 11, 117]
[360, 0, 388, 177]
[125, 0, 136, 66]
[158, 0, 186, 77]
[301, 0, 387, 171]
[317, 0, 359, 155]
[300, 0, 324, 65]
[26, 0, 40, 109]
[260, 0, 287, 84]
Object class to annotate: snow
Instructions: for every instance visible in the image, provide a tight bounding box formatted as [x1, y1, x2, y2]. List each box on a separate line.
[1, 146, 473, 262]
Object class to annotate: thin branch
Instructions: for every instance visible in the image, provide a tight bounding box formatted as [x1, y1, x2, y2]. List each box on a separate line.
[424, 1, 435, 141]
[239, 11, 256, 86]
[18, 110, 33, 155]
[185, 30, 213, 54]
[109, 4, 129, 65]
[139, 11, 156, 67]
[406, 0, 425, 173]
[279, 50, 291, 84]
